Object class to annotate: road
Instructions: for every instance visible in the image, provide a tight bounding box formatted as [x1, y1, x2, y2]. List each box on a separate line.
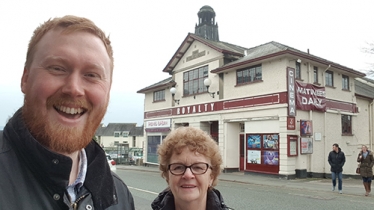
[115, 168, 374, 210]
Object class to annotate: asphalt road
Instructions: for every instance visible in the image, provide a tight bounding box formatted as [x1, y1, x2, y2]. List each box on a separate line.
[115, 167, 374, 210]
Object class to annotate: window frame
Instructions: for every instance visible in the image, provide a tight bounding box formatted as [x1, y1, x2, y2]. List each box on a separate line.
[114, 131, 120, 138]
[153, 89, 165, 102]
[236, 65, 262, 85]
[325, 70, 334, 87]
[295, 62, 301, 79]
[183, 65, 209, 96]
[342, 75, 349, 90]
[341, 115, 352, 135]
[313, 66, 318, 84]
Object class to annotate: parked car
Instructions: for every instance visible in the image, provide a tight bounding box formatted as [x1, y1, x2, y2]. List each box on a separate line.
[107, 151, 124, 159]
[106, 154, 117, 171]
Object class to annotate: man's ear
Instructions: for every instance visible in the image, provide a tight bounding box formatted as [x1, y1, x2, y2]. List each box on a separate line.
[21, 67, 29, 94]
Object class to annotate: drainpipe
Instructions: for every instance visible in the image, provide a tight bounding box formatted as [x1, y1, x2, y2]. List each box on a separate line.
[370, 100, 374, 149]
[323, 64, 331, 86]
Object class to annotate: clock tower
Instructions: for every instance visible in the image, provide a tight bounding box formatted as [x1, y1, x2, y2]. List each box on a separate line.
[195, 5, 219, 41]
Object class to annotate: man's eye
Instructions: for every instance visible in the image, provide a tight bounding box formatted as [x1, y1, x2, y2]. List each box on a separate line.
[85, 73, 100, 78]
[48, 66, 64, 71]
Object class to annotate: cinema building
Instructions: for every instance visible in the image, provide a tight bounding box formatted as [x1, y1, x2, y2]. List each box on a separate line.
[137, 6, 374, 178]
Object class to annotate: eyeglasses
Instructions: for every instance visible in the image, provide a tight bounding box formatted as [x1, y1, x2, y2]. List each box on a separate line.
[168, 162, 212, 176]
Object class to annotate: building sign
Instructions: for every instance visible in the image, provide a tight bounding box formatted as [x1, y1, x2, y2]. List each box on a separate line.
[175, 103, 216, 115]
[186, 50, 206, 62]
[146, 119, 171, 128]
[296, 81, 326, 112]
[287, 67, 296, 116]
[287, 116, 296, 130]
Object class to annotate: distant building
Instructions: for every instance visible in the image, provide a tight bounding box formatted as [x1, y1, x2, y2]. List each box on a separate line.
[95, 123, 144, 151]
[137, 5, 374, 178]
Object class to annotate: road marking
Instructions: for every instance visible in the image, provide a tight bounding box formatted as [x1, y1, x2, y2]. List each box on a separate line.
[128, 186, 159, 195]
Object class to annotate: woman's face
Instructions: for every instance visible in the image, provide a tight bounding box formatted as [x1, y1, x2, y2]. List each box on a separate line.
[167, 147, 213, 207]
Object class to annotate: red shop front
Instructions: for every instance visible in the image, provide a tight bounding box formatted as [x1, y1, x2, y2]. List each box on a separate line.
[246, 133, 279, 174]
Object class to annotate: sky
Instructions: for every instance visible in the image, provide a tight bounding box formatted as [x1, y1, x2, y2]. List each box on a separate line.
[1, 0, 374, 129]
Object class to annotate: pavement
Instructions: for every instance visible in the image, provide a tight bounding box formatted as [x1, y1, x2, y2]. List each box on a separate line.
[117, 165, 367, 196]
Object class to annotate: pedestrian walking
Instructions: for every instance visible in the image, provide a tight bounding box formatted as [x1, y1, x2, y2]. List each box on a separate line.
[328, 143, 346, 194]
[357, 145, 374, 196]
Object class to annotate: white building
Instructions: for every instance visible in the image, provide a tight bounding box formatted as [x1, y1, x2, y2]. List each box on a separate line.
[137, 6, 373, 178]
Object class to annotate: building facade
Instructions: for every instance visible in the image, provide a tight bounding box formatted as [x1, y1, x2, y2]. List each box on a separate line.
[137, 6, 373, 178]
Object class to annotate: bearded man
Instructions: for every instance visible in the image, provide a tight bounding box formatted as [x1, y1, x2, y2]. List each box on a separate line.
[0, 15, 135, 209]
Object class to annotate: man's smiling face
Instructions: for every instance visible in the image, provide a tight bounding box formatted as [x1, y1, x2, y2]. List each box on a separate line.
[21, 28, 111, 154]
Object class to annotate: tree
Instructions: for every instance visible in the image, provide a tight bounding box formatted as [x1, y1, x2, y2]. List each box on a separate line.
[362, 42, 374, 78]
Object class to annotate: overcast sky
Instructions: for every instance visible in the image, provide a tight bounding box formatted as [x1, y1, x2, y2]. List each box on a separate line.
[1, 0, 373, 128]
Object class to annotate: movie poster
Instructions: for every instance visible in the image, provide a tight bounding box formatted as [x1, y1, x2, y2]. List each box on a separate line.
[301, 137, 313, 154]
[247, 135, 261, 149]
[263, 151, 279, 165]
[300, 120, 313, 136]
[247, 150, 261, 164]
[263, 134, 279, 149]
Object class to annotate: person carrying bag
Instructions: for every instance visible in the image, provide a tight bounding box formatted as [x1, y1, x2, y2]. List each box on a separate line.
[357, 145, 374, 196]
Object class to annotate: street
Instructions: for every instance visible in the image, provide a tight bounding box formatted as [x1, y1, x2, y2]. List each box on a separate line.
[115, 167, 374, 210]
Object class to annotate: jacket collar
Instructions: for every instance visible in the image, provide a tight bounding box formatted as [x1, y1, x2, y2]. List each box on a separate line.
[151, 188, 228, 210]
[5, 108, 116, 209]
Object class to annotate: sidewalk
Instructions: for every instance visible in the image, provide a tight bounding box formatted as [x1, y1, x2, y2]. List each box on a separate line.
[117, 165, 365, 196]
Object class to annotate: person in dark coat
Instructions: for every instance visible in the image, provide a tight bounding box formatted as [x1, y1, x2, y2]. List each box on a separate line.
[0, 15, 135, 209]
[151, 127, 231, 210]
[357, 145, 374, 196]
[328, 143, 346, 194]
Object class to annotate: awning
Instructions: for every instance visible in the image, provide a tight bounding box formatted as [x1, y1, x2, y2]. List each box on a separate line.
[145, 128, 171, 133]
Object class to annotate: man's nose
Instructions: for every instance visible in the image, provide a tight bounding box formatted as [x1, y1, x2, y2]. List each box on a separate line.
[61, 74, 84, 97]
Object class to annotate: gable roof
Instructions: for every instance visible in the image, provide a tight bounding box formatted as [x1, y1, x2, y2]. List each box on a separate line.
[129, 125, 144, 136]
[162, 33, 247, 74]
[211, 41, 366, 77]
[96, 123, 137, 136]
[137, 77, 175, 94]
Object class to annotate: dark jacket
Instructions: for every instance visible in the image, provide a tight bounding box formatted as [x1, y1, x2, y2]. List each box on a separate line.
[0, 109, 135, 210]
[328, 148, 346, 173]
[151, 188, 230, 210]
[357, 150, 374, 178]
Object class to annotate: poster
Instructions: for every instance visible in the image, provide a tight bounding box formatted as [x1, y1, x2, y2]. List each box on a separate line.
[300, 137, 313, 154]
[247, 150, 261, 164]
[263, 151, 279, 165]
[290, 140, 297, 156]
[300, 120, 313, 136]
[247, 135, 261, 149]
[263, 134, 279, 149]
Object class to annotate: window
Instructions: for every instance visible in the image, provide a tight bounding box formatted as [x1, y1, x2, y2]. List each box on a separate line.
[295, 62, 301, 79]
[341, 115, 352, 134]
[342, 75, 349, 90]
[153, 90, 165, 102]
[236, 65, 262, 85]
[183, 65, 208, 96]
[313, 66, 318, 83]
[122, 132, 128, 137]
[325, 70, 334, 86]
[114, 131, 120, 137]
[133, 136, 136, 147]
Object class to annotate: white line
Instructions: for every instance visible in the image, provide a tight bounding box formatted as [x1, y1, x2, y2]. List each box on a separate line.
[128, 186, 159, 195]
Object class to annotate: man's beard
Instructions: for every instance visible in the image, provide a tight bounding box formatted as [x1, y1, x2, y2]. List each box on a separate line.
[22, 94, 107, 154]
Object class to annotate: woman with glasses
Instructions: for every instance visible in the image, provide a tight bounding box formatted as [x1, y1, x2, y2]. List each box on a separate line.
[151, 126, 230, 210]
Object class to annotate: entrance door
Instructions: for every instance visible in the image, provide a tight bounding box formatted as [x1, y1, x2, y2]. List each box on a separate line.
[210, 121, 219, 143]
[239, 134, 244, 171]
